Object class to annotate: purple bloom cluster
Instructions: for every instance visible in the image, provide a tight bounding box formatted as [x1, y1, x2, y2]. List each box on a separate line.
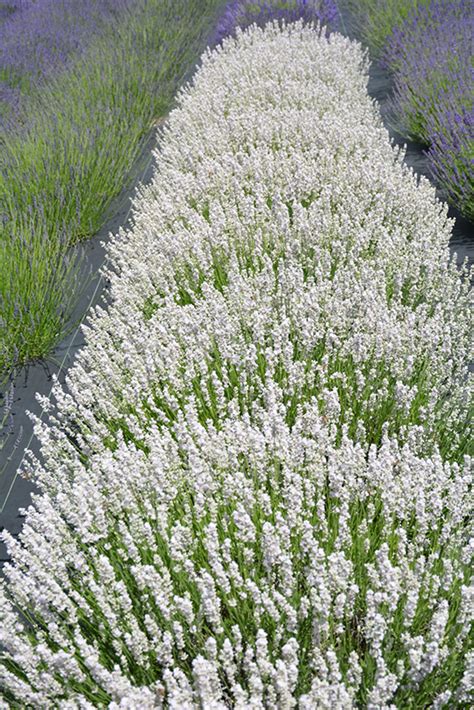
[383, 0, 473, 219]
[0, 0, 134, 98]
[211, 0, 338, 47]
[427, 98, 474, 220]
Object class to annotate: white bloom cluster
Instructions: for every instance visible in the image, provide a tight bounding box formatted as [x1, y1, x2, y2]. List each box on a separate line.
[0, 22, 472, 708]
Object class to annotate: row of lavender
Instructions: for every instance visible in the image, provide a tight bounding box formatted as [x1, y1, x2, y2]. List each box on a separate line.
[0, 0, 135, 123]
[350, 0, 473, 221]
[0, 0, 225, 375]
[0, 22, 472, 707]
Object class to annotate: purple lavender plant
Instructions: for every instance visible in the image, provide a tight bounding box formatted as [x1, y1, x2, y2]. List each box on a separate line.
[426, 95, 474, 220]
[212, 0, 338, 47]
[0, 0, 134, 96]
[383, 1, 473, 142]
[383, 0, 473, 220]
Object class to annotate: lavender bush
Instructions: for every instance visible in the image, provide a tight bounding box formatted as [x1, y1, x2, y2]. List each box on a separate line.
[383, 0, 473, 142]
[0, 0, 224, 374]
[0, 23, 472, 706]
[0, 0, 134, 99]
[345, 0, 473, 221]
[212, 0, 338, 46]
[382, 0, 473, 220]
[426, 101, 474, 221]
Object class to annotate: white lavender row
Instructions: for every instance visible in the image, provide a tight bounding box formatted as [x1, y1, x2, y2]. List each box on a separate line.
[0, 22, 472, 708]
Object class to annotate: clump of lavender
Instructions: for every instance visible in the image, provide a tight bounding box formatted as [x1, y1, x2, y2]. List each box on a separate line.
[212, 0, 338, 46]
[0, 0, 223, 374]
[345, 0, 434, 58]
[383, 0, 472, 142]
[383, 0, 473, 219]
[425, 90, 474, 220]
[0, 0, 134, 99]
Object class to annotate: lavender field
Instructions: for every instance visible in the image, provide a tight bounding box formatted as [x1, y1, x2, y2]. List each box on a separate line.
[0, 2, 472, 707]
